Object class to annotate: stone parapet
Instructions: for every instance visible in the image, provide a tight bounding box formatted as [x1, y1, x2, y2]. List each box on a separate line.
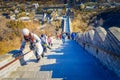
[75, 26, 120, 77]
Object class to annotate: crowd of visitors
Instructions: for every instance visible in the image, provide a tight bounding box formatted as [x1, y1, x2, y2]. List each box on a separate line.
[19, 28, 77, 65]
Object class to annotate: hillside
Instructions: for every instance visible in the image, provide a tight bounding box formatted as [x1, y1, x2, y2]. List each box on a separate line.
[71, 9, 97, 32]
[71, 6, 120, 33]
[0, 16, 40, 55]
[77, 0, 120, 3]
[89, 7, 120, 29]
[0, 16, 58, 55]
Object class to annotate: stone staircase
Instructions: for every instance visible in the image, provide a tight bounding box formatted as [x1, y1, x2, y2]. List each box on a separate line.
[1, 39, 63, 80]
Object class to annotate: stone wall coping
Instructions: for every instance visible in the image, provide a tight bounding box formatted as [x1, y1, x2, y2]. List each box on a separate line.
[109, 27, 120, 42]
[95, 27, 107, 42]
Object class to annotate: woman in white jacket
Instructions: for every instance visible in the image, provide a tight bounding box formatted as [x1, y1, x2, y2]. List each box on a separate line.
[20, 28, 43, 62]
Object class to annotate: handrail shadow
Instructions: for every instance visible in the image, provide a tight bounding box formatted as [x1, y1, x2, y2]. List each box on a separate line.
[8, 50, 27, 66]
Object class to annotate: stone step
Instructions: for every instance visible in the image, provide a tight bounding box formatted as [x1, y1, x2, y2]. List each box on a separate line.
[7, 71, 52, 78]
[16, 67, 40, 71]
[20, 58, 56, 68]
[2, 78, 63, 80]
[1, 39, 62, 80]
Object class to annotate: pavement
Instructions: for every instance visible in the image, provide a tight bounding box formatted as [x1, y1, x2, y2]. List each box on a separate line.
[2, 39, 120, 80]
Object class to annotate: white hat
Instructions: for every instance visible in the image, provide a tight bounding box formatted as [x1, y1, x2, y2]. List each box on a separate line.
[22, 28, 29, 35]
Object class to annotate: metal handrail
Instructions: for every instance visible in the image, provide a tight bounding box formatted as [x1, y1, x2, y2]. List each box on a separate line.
[0, 50, 31, 70]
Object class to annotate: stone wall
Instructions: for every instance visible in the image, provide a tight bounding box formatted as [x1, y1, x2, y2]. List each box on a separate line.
[75, 26, 120, 77]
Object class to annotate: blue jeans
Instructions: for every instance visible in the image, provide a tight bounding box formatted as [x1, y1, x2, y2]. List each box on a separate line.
[62, 38, 65, 43]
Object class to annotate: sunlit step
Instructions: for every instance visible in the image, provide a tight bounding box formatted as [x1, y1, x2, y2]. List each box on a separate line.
[2, 78, 63, 80]
[7, 71, 52, 78]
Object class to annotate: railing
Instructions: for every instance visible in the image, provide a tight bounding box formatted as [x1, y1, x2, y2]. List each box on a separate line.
[0, 50, 32, 78]
[62, 16, 71, 33]
[0, 50, 31, 71]
[65, 16, 70, 33]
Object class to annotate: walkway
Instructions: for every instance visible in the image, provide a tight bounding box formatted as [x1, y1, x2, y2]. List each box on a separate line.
[2, 39, 120, 80]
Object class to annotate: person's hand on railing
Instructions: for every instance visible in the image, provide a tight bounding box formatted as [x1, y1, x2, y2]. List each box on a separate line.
[0, 49, 31, 70]
[16, 49, 23, 58]
[19, 49, 23, 53]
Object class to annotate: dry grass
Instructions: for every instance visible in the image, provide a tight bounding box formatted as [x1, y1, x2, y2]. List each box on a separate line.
[0, 37, 21, 55]
[38, 23, 57, 36]
[71, 11, 87, 32]
[71, 9, 97, 32]
[0, 1, 63, 55]
[71, 19, 86, 32]
[0, 20, 40, 55]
